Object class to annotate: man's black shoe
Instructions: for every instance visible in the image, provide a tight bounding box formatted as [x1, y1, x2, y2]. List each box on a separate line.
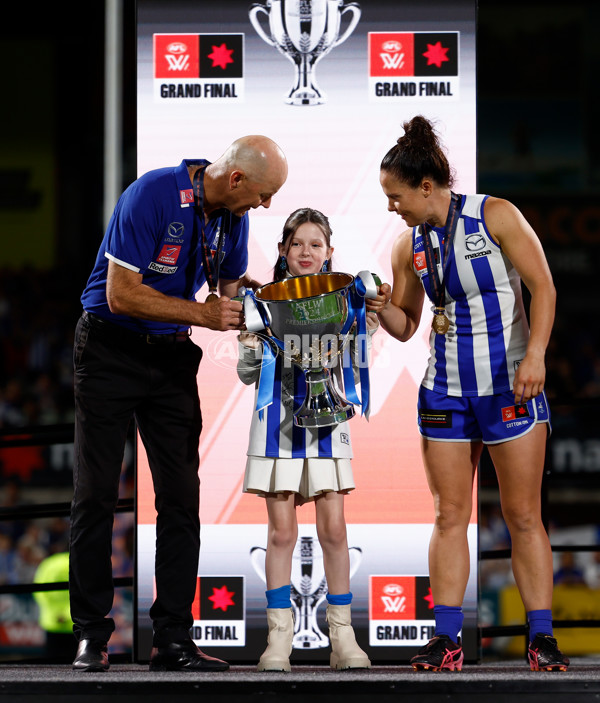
[72, 639, 110, 672]
[149, 640, 230, 672]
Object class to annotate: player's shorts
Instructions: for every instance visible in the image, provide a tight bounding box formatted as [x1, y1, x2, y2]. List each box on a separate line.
[417, 386, 551, 444]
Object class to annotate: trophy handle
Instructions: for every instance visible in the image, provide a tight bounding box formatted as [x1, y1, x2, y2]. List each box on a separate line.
[248, 3, 277, 47]
[357, 270, 379, 299]
[333, 2, 361, 48]
[243, 292, 272, 332]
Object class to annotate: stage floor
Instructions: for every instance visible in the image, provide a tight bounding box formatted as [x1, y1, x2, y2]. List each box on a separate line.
[1, 658, 599, 702]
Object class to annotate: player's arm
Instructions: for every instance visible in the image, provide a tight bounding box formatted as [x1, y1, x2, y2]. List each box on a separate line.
[367, 229, 424, 342]
[485, 196, 556, 402]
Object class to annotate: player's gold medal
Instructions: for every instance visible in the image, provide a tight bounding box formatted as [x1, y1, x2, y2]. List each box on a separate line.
[205, 292, 219, 302]
[432, 308, 450, 335]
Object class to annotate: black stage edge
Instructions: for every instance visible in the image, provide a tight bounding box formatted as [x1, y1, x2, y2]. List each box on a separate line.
[0, 659, 599, 702]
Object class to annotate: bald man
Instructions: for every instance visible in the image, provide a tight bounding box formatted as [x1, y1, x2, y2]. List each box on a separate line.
[70, 136, 287, 673]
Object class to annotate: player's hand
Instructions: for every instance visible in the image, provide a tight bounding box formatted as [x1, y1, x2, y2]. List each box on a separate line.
[366, 283, 392, 314]
[513, 352, 546, 404]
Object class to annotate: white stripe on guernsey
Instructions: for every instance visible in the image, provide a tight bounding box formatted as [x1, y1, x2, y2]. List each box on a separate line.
[452, 240, 493, 395]
[105, 252, 141, 273]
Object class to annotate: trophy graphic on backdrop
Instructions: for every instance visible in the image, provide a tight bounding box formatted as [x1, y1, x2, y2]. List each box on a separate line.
[248, 0, 361, 105]
[251, 536, 363, 649]
[243, 271, 378, 427]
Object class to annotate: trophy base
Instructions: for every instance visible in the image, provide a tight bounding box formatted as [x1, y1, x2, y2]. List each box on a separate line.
[285, 88, 326, 106]
[293, 368, 355, 427]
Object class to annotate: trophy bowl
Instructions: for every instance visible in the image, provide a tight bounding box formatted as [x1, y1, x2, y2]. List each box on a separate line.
[254, 272, 356, 427]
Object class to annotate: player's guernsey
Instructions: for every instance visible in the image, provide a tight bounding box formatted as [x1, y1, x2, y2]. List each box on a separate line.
[80, 159, 249, 334]
[238, 344, 353, 460]
[413, 194, 529, 397]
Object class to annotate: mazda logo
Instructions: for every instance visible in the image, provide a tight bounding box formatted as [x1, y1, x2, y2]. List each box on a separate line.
[465, 233, 486, 251]
[168, 222, 185, 237]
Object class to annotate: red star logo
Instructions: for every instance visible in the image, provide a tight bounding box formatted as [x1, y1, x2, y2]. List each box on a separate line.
[423, 587, 435, 610]
[207, 43, 234, 70]
[517, 406, 527, 415]
[422, 41, 449, 68]
[208, 585, 235, 611]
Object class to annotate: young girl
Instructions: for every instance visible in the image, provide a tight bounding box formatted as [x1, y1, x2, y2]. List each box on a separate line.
[237, 207, 376, 671]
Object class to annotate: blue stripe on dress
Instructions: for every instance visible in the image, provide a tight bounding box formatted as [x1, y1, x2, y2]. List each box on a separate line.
[265, 356, 283, 457]
[471, 256, 510, 393]
[291, 366, 306, 458]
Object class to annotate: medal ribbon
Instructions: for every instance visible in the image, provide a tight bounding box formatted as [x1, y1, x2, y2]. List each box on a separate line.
[192, 165, 226, 297]
[421, 192, 463, 309]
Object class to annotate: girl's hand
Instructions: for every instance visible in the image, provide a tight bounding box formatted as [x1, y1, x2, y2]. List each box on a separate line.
[239, 331, 261, 349]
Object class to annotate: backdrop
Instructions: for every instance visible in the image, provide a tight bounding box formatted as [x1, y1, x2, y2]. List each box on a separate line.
[135, 0, 477, 662]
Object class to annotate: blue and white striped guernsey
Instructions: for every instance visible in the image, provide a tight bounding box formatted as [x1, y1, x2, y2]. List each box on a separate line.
[413, 194, 529, 397]
[237, 341, 359, 460]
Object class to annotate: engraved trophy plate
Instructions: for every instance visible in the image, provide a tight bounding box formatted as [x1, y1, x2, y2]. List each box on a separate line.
[249, 0, 361, 106]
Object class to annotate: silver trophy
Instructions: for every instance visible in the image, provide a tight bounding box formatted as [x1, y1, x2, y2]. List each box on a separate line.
[250, 535, 364, 650]
[249, 0, 361, 105]
[245, 271, 376, 427]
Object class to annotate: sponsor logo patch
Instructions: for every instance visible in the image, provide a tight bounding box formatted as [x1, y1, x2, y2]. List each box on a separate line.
[148, 261, 178, 274]
[156, 245, 181, 266]
[180, 189, 194, 205]
[501, 405, 531, 422]
[413, 251, 427, 272]
[419, 409, 452, 428]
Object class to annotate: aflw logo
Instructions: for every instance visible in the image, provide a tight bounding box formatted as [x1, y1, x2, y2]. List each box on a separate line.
[381, 596, 407, 612]
[381, 583, 407, 613]
[370, 575, 433, 620]
[155, 35, 198, 78]
[166, 54, 190, 72]
[380, 40, 405, 70]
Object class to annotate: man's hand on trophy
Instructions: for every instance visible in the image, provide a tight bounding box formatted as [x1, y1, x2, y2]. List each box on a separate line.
[200, 296, 245, 331]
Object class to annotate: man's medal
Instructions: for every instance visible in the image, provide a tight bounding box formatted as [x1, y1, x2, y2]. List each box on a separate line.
[421, 192, 462, 335]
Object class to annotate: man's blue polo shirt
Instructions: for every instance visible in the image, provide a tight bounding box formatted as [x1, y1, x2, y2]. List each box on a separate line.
[81, 159, 249, 334]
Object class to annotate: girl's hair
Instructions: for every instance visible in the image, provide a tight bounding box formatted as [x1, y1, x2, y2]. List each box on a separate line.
[273, 207, 333, 282]
[380, 115, 455, 189]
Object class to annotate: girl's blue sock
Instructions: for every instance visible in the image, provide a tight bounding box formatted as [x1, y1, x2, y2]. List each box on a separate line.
[434, 605, 464, 643]
[265, 584, 292, 609]
[326, 592, 353, 606]
[527, 609, 553, 641]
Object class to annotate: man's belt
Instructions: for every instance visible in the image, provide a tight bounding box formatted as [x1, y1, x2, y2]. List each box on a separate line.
[83, 311, 191, 345]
